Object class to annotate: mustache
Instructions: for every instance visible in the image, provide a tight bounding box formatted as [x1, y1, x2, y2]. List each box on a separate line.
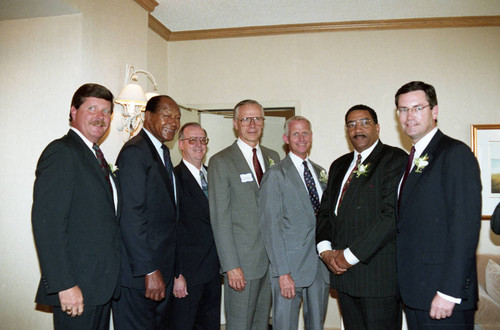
[354, 134, 366, 138]
[91, 119, 107, 127]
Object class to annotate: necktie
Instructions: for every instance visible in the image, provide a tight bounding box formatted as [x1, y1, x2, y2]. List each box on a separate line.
[399, 146, 415, 207]
[200, 170, 208, 197]
[338, 154, 362, 206]
[92, 143, 112, 193]
[252, 148, 263, 185]
[161, 144, 174, 190]
[303, 161, 321, 216]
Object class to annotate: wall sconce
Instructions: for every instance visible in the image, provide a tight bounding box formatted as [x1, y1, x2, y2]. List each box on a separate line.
[115, 65, 160, 141]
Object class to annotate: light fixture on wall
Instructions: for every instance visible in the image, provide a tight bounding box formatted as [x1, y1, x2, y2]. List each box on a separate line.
[115, 65, 160, 140]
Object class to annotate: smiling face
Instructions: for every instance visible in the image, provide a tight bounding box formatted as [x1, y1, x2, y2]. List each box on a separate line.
[144, 96, 181, 143]
[346, 109, 380, 153]
[70, 97, 112, 143]
[179, 125, 207, 168]
[397, 90, 438, 144]
[283, 119, 312, 159]
[233, 103, 264, 148]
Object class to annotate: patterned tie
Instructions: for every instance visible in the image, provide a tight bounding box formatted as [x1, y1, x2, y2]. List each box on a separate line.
[399, 146, 415, 207]
[92, 143, 112, 193]
[161, 144, 174, 190]
[338, 154, 362, 206]
[303, 161, 321, 216]
[200, 170, 208, 197]
[252, 148, 263, 185]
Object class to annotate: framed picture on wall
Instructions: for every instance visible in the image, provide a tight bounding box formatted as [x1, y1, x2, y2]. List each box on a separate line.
[471, 124, 500, 220]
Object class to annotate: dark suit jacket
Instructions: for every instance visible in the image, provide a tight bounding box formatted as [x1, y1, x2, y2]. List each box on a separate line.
[117, 129, 178, 290]
[32, 129, 120, 306]
[174, 161, 220, 285]
[397, 130, 481, 311]
[491, 202, 500, 235]
[316, 141, 407, 297]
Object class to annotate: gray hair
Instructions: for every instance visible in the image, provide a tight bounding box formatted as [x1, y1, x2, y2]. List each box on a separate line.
[284, 116, 311, 135]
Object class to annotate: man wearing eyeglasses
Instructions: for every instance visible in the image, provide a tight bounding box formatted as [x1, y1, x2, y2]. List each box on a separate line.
[316, 104, 407, 329]
[208, 99, 280, 329]
[170, 122, 221, 329]
[259, 116, 330, 329]
[395, 81, 481, 329]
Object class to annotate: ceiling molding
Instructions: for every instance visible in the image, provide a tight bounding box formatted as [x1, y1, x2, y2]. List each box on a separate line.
[134, 0, 159, 13]
[149, 15, 500, 42]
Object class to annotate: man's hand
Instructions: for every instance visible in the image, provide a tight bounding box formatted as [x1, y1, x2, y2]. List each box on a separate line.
[227, 267, 246, 292]
[334, 249, 353, 270]
[430, 294, 455, 319]
[279, 274, 296, 299]
[320, 250, 347, 275]
[173, 274, 188, 298]
[145, 270, 166, 301]
[59, 285, 84, 317]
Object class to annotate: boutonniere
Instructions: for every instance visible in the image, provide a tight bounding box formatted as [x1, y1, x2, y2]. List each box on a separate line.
[319, 169, 328, 184]
[414, 154, 429, 173]
[268, 157, 275, 167]
[109, 163, 119, 176]
[353, 163, 370, 178]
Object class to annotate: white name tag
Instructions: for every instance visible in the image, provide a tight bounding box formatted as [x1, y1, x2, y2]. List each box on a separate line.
[240, 173, 254, 183]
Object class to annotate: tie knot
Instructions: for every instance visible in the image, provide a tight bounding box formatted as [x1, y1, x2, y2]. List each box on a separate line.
[92, 143, 100, 152]
[303, 160, 308, 168]
[252, 148, 257, 155]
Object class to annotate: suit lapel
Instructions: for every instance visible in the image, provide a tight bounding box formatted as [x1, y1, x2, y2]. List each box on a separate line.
[282, 156, 314, 216]
[230, 141, 260, 190]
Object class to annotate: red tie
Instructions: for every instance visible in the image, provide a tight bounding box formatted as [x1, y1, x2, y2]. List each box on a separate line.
[338, 154, 362, 207]
[400, 146, 415, 193]
[252, 148, 263, 185]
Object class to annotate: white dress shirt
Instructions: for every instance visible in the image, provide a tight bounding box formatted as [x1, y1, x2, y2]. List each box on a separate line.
[236, 138, 266, 186]
[288, 151, 323, 200]
[182, 159, 207, 189]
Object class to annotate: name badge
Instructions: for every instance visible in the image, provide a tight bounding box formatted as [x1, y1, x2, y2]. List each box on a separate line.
[240, 173, 254, 183]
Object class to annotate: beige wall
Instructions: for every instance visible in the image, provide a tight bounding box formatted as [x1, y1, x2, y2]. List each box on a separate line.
[1, 1, 499, 328]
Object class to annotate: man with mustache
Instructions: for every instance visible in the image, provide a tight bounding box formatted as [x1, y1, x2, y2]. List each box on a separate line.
[32, 83, 120, 329]
[316, 105, 407, 329]
[113, 95, 181, 329]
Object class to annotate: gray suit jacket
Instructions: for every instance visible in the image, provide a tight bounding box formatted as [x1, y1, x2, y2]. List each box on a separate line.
[259, 154, 329, 287]
[208, 141, 280, 280]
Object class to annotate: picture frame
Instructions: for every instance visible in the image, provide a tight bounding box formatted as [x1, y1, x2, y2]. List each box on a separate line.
[471, 124, 500, 220]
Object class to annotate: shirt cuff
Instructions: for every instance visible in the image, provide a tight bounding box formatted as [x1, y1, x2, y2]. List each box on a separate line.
[437, 291, 462, 304]
[317, 240, 332, 254]
[343, 248, 359, 266]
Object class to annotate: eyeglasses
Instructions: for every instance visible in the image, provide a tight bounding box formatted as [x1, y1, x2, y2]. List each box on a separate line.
[238, 117, 265, 126]
[180, 137, 209, 145]
[346, 118, 372, 130]
[396, 104, 430, 116]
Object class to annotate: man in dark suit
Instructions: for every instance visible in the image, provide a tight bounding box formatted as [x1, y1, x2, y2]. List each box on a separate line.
[112, 95, 181, 329]
[260, 116, 330, 329]
[208, 99, 280, 329]
[32, 83, 120, 329]
[491, 202, 500, 235]
[316, 105, 407, 329]
[396, 81, 481, 329]
[171, 122, 221, 329]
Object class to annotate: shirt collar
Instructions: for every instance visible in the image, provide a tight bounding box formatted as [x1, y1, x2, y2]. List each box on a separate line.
[70, 127, 95, 152]
[143, 128, 164, 151]
[414, 127, 438, 158]
[354, 139, 379, 163]
[237, 138, 260, 155]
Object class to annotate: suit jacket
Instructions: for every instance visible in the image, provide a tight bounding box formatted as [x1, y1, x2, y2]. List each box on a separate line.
[174, 161, 220, 285]
[32, 129, 120, 306]
[316, 141, 407, 297]
[259, 154, 330, 287]
[397, 130, 481, 310]
[208, 141, 280, 280]
[491, 202, 500, 235]
[117, 129, 178, 290]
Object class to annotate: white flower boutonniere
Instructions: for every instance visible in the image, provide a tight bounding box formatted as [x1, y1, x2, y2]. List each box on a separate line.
[414, 154, 429, 173]
[268, 157, 275, 167]
[319, 170, 328, 184]
[353, 163, 370, 178]
[109, 163, 119, 176]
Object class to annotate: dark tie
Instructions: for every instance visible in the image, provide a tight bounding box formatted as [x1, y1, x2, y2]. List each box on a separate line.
[200, 170, 208, 197]
[161, 144, 174, 190]
[92, 143, 112, 193]
[252, 148, 263, 185]
[303, 161, 321, 216]
[338, 154, 362, 206]
[399, 146, 415, 207]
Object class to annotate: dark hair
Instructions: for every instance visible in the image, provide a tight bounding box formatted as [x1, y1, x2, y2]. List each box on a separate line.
[233, 99, 264, 119]
[145, 95, 178, 114]
[395, 81, 438, 108]
[345, 104, 378, 124]
[69, 83, 114, 122]
[179, 122, 207, 139]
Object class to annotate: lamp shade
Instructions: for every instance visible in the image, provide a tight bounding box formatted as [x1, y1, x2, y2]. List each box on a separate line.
[115, 83, 147, 105]
[145, 91, 160, 101]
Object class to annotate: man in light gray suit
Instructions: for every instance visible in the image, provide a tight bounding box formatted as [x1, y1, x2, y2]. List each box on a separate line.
[208, 99, 280, 329]
[259, 116, 330, 329]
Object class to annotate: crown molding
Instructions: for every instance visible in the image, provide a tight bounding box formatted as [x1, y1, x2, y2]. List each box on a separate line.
[148, 15, 500, 42]
[134, 0, 159, 13]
